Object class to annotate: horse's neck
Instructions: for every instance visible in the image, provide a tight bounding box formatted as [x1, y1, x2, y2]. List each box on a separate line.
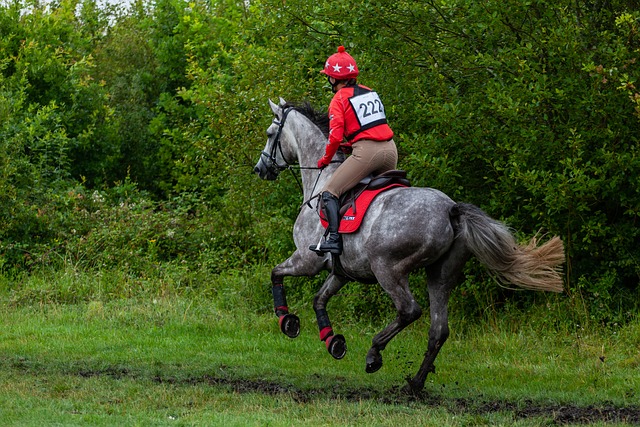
[290, 118, 336, 201]
[299, 148, 332, 202]
[301, 166, 337, 201]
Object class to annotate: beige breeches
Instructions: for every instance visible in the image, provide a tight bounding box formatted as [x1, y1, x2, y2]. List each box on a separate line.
[323, 139, 398, 198]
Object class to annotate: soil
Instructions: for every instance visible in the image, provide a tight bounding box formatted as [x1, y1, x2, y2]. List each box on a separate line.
[28, 359, 638, 425]
[149, 373, 640, 425]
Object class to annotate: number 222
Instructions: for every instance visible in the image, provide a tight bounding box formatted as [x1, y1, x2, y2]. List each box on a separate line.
[358, 99, 384, 117]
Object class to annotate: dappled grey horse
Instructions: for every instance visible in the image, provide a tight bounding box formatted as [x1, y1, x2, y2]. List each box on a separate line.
[254, 98, 565, 393]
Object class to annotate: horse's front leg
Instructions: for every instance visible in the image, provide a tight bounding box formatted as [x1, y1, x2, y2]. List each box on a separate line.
[313, 273, 350, 359]
[271, 250, 326, 338]
[272, 273, 301, 339]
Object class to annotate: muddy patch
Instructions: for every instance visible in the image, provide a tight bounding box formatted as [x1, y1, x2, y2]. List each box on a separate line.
[10, 357, 638, 425]
[151, 373, 640, 425]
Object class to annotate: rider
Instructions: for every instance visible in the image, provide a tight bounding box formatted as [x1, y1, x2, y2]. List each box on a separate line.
[311, 46, 398, 256]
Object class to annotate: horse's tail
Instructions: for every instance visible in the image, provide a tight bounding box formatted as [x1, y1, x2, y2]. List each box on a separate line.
[451, 203, 565, 293]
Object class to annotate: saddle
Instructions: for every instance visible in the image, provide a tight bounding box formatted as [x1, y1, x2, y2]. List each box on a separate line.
[338, 170, 410, 217]
[319, 170, 411, 234]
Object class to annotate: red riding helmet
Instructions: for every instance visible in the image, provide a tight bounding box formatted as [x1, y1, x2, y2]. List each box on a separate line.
[321, 46, 359, 80]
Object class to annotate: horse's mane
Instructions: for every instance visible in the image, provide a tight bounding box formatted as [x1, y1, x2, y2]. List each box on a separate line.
[284, 101, 330, 138]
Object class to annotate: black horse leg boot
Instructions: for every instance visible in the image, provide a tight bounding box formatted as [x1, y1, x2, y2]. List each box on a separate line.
[312, 191, 343, 255]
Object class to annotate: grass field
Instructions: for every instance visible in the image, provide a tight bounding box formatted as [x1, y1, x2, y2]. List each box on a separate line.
[1, 292, 639, 426]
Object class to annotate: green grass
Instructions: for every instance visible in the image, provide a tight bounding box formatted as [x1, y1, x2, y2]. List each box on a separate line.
[0, 294, 638, 426]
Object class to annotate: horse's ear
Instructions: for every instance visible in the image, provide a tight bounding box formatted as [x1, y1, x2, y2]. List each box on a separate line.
[269, 99, 280, 117]
[278, 97, 287, 107]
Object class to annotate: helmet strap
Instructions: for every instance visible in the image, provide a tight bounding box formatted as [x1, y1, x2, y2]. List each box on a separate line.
[328, 76, 339, 93]
[328, 77, 357, 93]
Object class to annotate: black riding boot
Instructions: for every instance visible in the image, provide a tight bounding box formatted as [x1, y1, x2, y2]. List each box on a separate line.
[311, 191, 343, 255]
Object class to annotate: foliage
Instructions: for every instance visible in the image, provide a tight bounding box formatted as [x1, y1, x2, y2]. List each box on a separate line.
[0, 0, 639, 325]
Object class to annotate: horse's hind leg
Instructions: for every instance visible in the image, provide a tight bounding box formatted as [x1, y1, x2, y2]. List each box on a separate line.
[365, 272, 423, 374]
[313, 273, 350, 359]
[406, 242, 469, 393]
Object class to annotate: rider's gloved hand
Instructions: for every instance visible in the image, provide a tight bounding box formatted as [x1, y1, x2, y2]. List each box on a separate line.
[317, 157, 331, 169]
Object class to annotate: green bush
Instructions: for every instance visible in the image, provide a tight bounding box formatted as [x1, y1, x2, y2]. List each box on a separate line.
[1, 0, 639, 326]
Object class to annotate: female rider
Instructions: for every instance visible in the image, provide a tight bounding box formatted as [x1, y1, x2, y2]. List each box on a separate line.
[311, 46, 398, 256]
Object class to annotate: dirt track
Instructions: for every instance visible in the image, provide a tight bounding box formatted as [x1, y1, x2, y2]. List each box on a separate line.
[148, 373, 640, 425]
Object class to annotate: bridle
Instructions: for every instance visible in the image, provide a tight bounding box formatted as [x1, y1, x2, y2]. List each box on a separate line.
[259, 107, 295, 177]
[258, 105, 341, 205]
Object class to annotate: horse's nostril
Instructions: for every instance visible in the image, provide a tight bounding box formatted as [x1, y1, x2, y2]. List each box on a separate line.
[254, 166, 260, 174]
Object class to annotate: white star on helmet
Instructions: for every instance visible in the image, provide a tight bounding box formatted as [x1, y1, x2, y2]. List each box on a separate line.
[347, 64, 356, 73]
[332, 63, 342, 73]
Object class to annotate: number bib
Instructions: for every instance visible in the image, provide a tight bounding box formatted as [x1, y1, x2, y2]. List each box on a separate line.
[349, 90, 387, 128]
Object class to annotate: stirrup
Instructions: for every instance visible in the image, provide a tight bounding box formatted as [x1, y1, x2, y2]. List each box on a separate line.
[317, 238, 342, 255]
[319, 243, 342, 255]
[309, 236, 326, 256]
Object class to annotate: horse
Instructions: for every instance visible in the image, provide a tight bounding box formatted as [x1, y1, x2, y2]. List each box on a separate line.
[253, 98, 565, 393]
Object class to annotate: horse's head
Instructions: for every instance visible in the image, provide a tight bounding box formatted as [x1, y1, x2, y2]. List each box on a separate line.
[254, 98, 296, 180]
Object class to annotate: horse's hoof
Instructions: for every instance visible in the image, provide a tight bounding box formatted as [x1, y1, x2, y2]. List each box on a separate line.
[402, 378, 425, 395]
[325, 334, 347, 359]
[279, 314, 300, 338]
[365, 350, 383, 373]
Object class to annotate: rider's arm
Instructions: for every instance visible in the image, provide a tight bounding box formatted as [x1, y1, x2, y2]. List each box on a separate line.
[319, 93, 346, 166]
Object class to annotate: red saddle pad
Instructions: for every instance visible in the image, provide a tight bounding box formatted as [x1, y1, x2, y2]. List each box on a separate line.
[320, 183, 407, 234]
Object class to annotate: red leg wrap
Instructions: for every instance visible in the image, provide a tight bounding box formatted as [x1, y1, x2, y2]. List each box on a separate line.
[319, 326, 334, 342]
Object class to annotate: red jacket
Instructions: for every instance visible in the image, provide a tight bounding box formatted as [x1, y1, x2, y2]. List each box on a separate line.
[320, 84, 394, 164]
